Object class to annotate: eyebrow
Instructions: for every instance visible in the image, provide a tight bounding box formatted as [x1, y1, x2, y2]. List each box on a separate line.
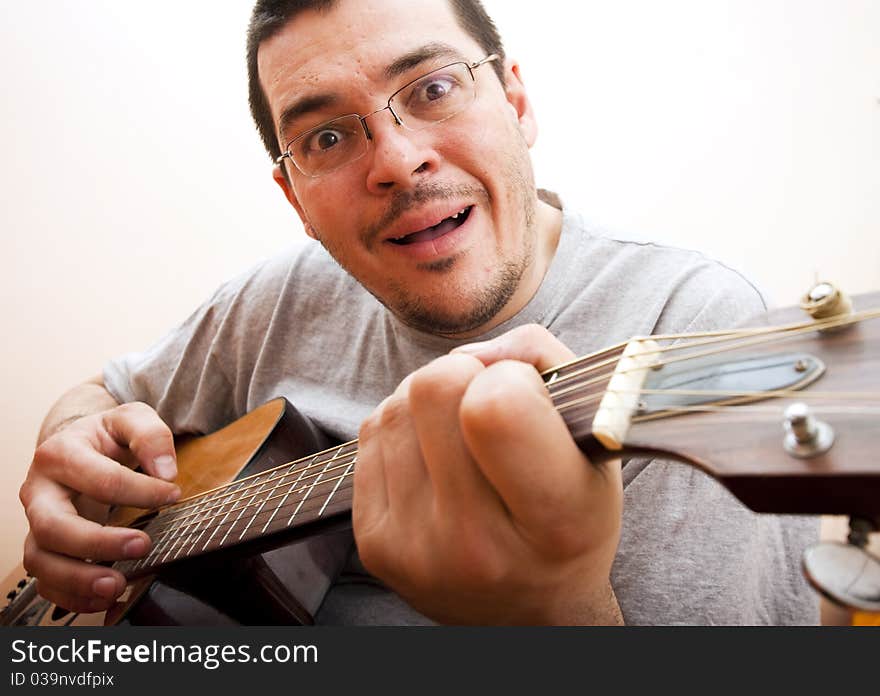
[276, 43, 465, 141]
[277, 93, 340, 145]
[383, 42, 464, 80]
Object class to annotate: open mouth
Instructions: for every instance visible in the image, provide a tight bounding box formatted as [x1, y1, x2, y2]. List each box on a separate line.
[388, 206, 473, 245]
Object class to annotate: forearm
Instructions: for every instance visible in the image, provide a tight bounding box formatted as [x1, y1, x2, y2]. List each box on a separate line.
[37, 376, 120, 444]
[541, 578, 624, 626]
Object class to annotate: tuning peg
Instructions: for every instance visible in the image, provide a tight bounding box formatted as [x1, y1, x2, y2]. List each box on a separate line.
[800, 282, 853, 332]
[783, 402, 834, 458]
[6, 591, 16, 600]
[802, 517, 880, 612]
[17, 579, 26, 589]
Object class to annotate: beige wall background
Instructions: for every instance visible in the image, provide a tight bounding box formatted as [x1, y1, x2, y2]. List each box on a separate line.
[1, 1, 878, 581]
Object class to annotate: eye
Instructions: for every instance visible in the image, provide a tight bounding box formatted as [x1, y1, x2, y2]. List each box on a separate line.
[409, 73, 459, 106]
[303, 127, 346, 154]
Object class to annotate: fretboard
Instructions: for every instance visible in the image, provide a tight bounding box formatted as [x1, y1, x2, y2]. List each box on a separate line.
[114, 346, 621, 580]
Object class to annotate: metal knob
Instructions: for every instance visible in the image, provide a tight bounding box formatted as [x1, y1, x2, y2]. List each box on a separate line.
[783, 402, 834, 458]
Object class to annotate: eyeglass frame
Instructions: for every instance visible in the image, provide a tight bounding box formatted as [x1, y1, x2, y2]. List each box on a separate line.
[275, 54, 500, 178]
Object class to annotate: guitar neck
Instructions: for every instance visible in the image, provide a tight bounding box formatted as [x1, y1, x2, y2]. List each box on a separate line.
[113, 348, 622, 580]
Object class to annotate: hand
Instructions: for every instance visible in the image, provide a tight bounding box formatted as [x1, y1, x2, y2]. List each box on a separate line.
[353, 325, 623, 624]
[19, 402, 180, 613]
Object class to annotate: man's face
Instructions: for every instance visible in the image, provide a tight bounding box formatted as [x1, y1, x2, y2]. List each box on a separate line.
[260, 0, 540, 335]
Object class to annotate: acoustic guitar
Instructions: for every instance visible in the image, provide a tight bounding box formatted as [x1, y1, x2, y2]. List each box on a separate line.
[3, 285, 879, 626]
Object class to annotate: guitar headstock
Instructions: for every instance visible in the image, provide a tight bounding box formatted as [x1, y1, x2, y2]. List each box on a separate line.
[611, 289, 880, 516]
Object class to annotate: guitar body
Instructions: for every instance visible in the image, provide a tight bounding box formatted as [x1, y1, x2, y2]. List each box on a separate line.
[1, 398, 354, 626]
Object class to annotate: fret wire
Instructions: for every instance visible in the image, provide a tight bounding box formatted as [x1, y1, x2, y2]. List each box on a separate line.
[260, 453, 319, 535]
[151, 442, 359, 533]
[145, 306, 880, 533]
[217, 475, 273, 548]
[180, 489, 228, 560]
[128, 307, 880, 574]
[147, 443, 357, 535]
[162, 491, 217, 564]
[132, 470, 360, 575]
[144, 453, 359, 558]
[198, 480, 252, 553]
[146, 480, 246, 565]
[236, 472, 280, 542]
[287, 450, 338, 526]
[319, 456, 355, 517]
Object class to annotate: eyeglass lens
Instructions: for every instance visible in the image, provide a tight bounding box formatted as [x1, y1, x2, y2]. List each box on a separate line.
[288, 62, 477, 177]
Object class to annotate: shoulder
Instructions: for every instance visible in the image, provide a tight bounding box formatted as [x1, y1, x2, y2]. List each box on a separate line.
[206, 239, 363, 316]
[561, 207, 767, 335]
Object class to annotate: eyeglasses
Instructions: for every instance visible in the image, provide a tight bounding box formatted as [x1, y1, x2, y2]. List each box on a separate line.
[276, 54, 500, 178]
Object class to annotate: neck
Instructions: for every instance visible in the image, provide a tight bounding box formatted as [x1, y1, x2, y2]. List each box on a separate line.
[442, 197, 564, 339]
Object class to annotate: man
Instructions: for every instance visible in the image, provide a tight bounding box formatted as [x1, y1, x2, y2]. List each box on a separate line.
[18, 0, 819, 624]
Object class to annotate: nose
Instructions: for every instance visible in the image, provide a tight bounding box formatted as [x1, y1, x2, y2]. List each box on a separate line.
[361, 108, 437, 194]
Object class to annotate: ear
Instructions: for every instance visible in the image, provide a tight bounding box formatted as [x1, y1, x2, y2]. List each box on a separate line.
[502, 59, 538, 147]
[272, 164, 318, 239]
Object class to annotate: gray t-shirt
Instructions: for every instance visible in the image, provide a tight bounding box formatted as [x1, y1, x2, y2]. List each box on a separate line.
[104, 202, 820, 625]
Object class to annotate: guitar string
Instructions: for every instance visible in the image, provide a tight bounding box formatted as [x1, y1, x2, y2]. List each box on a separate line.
[539, 306, 877, 407]
[138, 307, 879, 546]
[140, 345, 873, 544]
[539, 306, 879, 394]
[125, 458, 360, 571]
[556, 387, 880, 415]
[143, 324, 735, 528]
[554, 311, 879, 412]
[154, 305, 878, 520]
[137, 384, 880, 567]
[132, 392, 880, 572]
[140, 440, 357, 536]
[132, 307, 879, 550]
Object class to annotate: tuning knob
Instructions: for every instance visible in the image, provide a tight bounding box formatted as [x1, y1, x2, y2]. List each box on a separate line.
[802, 518, 880, 613]
[783, 402, 834, 458]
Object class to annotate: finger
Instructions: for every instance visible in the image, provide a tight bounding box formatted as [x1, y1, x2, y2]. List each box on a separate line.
[408, 354, 500, 510]
[460, 360, 621, 551]
[23, 533, 126, 611]
[353, 407, 390, 537]
[25, 483, 151, 561]
[374, 382, 430, 514]
[31, 434, 180, 509]
[451, 324, 575, 372]
[102, 403, 178, 480]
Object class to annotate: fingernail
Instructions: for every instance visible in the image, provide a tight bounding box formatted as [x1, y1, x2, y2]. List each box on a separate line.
[92, 576, 120, 599]
[122, 537, 147, 559]
[165, 486, 181, 505]
[153, 455, 177, 480]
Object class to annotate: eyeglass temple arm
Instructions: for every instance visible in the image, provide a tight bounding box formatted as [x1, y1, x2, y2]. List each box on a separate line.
[471, 54, 500, 69]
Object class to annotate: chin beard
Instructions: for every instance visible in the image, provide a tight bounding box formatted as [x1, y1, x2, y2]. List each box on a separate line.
[384, 255, 529, 335]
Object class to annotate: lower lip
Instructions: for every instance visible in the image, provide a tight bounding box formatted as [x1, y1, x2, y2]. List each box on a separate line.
[384, 208, 475, 261]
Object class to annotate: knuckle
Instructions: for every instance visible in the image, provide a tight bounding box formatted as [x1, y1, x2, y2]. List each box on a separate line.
[513, 322, 550, 343]
[18, 478, 34, 507]
[29, 510, 57, 542]
[21, 544, 38, 576]
[460, 376, 517, 427]
[355, 528, 388, 578]
[32, 439, 61, 471]
[410, 354, 481, 402]
[377, 393, 410, 431]
[94, 467, 123, 502]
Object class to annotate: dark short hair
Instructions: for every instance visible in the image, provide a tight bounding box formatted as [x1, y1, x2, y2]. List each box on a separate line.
[246, 0, 506, 163]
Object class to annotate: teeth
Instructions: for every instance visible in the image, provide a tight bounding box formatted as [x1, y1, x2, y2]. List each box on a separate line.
[390, 207, 469, 241]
